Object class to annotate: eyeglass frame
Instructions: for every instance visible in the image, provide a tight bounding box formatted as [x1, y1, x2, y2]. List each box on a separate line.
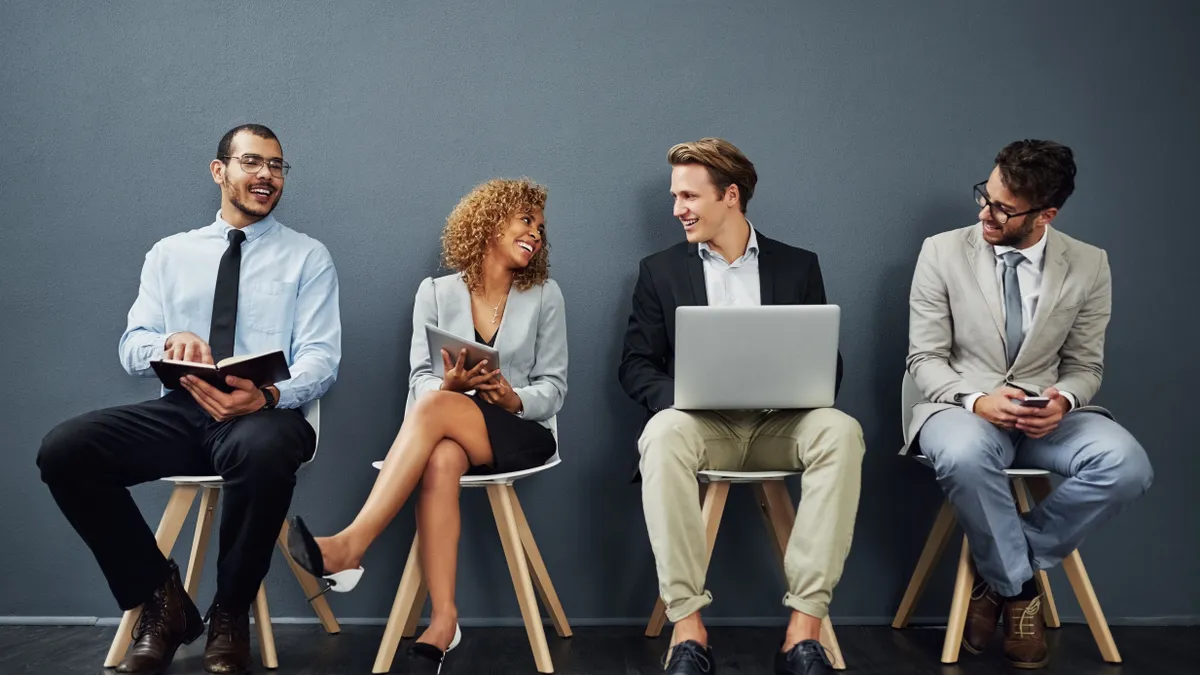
[220, 154, 291, 177]
[973, 181, 1046, 224]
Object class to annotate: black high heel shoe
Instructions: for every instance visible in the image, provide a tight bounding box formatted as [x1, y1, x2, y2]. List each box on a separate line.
[286, 516, 364, 598]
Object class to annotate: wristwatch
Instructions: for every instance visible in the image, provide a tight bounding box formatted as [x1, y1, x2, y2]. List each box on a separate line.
[260, 387, 278, 410]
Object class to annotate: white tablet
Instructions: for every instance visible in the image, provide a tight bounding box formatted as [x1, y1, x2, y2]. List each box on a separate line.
[426, 324, 501, 377]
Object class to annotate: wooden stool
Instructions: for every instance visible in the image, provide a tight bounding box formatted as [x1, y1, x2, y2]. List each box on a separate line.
[643, 470, 846, 670]
[103, 399, 339, 670]
[895, 373, 1120, 664]
[371, 418, 571, 674]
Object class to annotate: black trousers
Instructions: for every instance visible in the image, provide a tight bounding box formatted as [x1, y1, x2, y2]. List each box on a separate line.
[37, 389, 315, 611]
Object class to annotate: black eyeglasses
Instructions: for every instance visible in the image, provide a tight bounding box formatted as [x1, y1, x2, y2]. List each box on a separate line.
[222, 154, 290, 177]
[973, 181, 1045, 224]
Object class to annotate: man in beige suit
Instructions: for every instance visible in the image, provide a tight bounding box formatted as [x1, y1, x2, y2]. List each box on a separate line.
[904, 140, 1152, 669]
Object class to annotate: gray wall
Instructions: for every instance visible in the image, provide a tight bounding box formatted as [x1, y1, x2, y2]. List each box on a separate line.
[2, 1, 1196, 624]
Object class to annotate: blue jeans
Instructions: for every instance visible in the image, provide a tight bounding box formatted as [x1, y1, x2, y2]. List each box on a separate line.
[918, 408, 1152, 597]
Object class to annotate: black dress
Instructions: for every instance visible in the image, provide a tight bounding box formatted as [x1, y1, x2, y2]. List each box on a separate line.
[465, 326, 557, 475]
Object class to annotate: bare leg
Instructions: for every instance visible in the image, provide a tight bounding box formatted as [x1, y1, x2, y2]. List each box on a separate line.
[316, 391, 493, 573]
[414, 439, 469, 650]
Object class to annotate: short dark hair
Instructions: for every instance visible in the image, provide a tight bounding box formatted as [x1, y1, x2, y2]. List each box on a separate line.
[994, 140, 1076, 210]
[216, 124, 280, 161]
[668, 138, 758, 213]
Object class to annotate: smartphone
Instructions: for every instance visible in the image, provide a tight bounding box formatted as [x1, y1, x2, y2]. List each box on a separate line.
[1018, 397, 1051, 408]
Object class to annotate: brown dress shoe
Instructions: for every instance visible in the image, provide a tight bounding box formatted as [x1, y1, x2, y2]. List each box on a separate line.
[1003, 596, 1049, 669]
[203, 604, 252, 674]
[116, 560, 205, 674]
[961, 581, 1002, 654]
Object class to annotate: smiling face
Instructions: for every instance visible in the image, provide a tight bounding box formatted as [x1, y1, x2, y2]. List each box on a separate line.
[670, 163, 740, 245]
[210, 131, 285, 227]
[978, 166, 1055, 249]
[489, 208, 545, 270]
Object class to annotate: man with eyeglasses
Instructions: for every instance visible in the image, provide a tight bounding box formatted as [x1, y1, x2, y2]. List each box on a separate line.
[903, 140, 1152, 668]
[37, 124, 341, 675]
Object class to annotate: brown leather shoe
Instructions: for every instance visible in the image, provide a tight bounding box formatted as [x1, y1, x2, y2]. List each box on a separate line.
[203, 604, 252, 674]
[1003, 596, 1049, 669]
[961, 581, 1002, 654]
[116, 560, 205, 674]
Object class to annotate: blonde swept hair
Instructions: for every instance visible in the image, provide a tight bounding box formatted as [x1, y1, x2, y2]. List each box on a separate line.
[667, 137, 758, 213]
[441, 178, 550, 292]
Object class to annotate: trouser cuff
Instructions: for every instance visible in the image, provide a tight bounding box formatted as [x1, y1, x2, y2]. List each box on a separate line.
[783, 594, 828, 620]
[665, 591, 713, 623]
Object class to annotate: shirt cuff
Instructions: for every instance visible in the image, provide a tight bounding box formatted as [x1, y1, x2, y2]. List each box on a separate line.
[1060, 390, 1077, 411]
[274, 381, 300, 410]
[962, 392, 986, 413]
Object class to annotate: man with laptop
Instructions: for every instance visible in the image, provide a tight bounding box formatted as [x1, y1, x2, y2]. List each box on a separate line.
[904, 140, 1152, 668]
[619, 138, 865, 675]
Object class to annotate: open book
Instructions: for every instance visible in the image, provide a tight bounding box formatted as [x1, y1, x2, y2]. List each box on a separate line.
[150, 350, 292, 393]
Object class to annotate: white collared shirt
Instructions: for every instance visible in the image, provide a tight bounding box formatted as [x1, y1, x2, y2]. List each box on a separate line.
[698, 223, 761, 307]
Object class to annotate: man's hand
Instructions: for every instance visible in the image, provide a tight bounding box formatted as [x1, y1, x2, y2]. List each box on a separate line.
[477, 373, 524, 415]
[164, 332, 213, 365]
[972, 386, 1030, 429]
[439, 348, 500, 393]
[181, 374, 267, 422]
[1014, 387, 1070, 439]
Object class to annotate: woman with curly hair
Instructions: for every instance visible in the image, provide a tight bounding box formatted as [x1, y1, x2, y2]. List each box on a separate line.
[286, 178, 567, 672]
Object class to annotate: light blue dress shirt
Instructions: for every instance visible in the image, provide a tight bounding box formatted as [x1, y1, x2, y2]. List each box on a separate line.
[119, 211, 341, 409]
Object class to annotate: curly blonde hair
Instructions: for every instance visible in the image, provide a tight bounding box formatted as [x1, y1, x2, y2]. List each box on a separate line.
[441, 178, 550, 292]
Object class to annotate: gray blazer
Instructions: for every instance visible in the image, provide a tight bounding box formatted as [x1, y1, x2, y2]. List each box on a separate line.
[407, 273, 568, 431]
[902, 224, 1113, 454]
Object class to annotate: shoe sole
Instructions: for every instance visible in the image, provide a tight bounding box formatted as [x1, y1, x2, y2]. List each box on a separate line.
[960, 638, 990, 655]
[1006, 656, 1050, 669]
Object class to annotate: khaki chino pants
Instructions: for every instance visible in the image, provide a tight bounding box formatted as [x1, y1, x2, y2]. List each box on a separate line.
[638, 407, 864, 621]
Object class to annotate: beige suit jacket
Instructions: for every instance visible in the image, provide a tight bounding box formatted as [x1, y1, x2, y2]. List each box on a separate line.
[902, 224, 1113, 454]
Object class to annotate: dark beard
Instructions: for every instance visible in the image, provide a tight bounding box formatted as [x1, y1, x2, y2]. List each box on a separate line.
[995, 216, 1037, 247]
[224, 176, 280, 219]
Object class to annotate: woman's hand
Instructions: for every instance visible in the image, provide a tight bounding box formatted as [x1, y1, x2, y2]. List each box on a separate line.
[477, 373, 524, 415]
[439, 348, 499, 393]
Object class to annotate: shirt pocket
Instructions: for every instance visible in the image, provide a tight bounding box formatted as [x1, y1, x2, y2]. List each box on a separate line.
[244, 281, 298, 334]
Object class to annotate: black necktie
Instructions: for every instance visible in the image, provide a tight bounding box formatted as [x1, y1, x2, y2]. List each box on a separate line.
[209, 229, 246, 362]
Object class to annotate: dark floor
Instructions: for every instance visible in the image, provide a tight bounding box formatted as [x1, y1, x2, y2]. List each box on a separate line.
[0, 624, 1194, 675]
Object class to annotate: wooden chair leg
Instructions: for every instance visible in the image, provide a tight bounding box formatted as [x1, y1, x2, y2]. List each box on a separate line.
[1026, 476, 1121, 663]
[104, 485, 199, 668]
[941, 536, 974, 664]
[253, 583, 278, 669]
[755, 480, 846, 670]
[404, 572, 429, 639]
[276, 519, 340, 634]
[1010, 478, 1061, 628]
[645, 480, 730, 638]
[892, 500, 957, 629]
[510, 488, 572, 638]
[489, 484, 555, 673]
[183, 487, 220, 599]
[373, 534, 426, 674]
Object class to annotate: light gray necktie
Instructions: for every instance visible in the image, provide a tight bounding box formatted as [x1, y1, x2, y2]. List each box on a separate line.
[1001, 251, 1025, 366]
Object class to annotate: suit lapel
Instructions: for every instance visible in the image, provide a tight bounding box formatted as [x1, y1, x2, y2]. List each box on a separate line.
[967, 228, 1006, 339]
[685, 244, 708, 305]
[448, 276, 477, 340]
[1020, 230, 1068, 361]
[757, 244, 775, 305]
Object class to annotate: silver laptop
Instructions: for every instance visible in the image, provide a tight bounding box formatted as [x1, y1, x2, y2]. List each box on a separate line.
[673, 305, 840, 410]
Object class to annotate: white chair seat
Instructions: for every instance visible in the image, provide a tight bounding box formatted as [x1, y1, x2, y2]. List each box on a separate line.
[698, 469, 798, 482]
[370, 454, 561, 486]
[910, 454, 1050, 477]
[161, 475, 225, 486]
